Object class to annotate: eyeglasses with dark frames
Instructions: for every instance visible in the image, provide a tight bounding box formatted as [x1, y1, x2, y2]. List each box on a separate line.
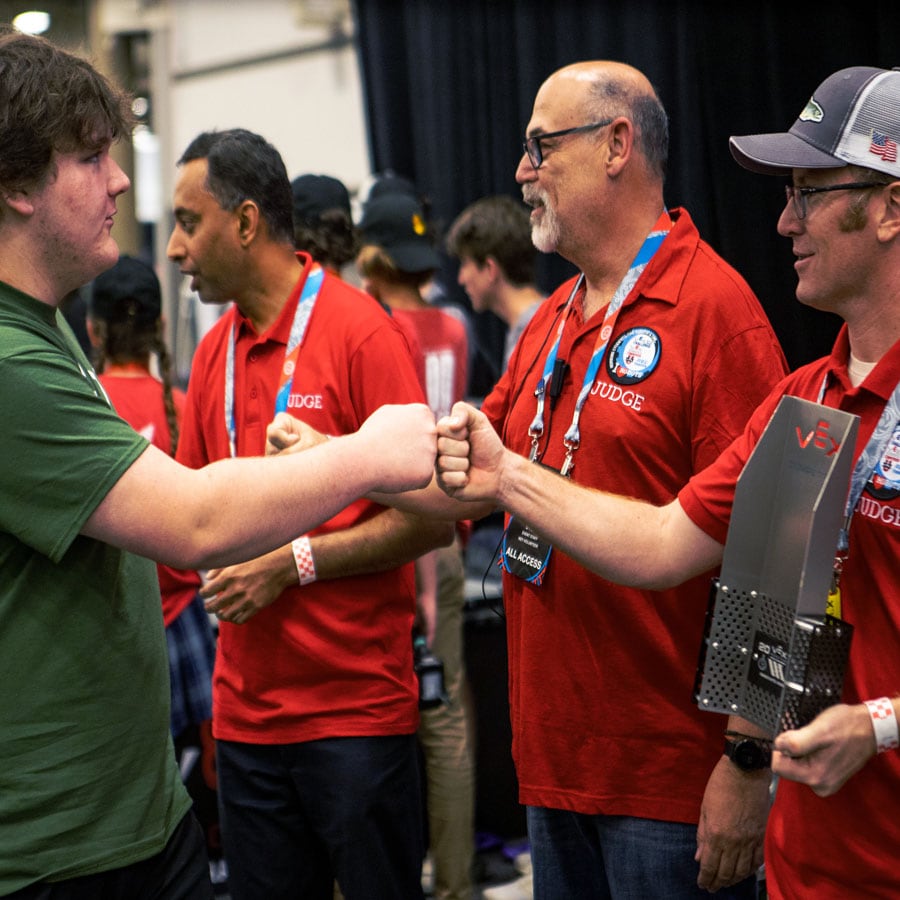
[784, 181, 891, 220]
[523, 119, 614, 170]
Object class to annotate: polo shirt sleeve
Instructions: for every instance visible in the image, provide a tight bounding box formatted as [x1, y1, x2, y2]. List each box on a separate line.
[678, 388, 784, 544]
[0, 343, 147, 561]
[347, 317, 427, 419]
[687, 304, 789, 473]
[481, 367, 512, 437]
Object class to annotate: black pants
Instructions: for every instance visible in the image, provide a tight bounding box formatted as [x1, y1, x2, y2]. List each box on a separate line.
[7, 812, 213, 900]
[217, 735, 425, 900]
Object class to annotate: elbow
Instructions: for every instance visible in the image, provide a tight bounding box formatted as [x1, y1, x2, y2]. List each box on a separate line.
[430, 520, 457, 550]
[156, 526, 242, 571]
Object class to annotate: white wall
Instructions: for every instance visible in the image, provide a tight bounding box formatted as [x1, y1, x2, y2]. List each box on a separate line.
[97, 0, 371, 372]
[164, 0, 370, 190]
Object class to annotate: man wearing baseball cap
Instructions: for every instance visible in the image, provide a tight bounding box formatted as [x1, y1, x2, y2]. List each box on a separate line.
[290, 174, 360, 276]
[435, 65, 900, 898]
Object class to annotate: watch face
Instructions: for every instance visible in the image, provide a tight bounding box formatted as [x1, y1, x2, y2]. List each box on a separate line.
[726, 737, 771, 771]
[735, 740, 765, 770]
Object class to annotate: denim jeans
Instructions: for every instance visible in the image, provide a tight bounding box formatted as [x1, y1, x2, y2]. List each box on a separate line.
[527, 806, 758, 900]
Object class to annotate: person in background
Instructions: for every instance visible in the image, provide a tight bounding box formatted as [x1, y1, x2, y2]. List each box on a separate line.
[167, 128, 453, 900]
[431, 58, 787, 900]
[291, 173, 361, 279]
[0, 27, 435, 900]
[60, 285, 92, 356]
[435, 62, 900, 900]
[358, 191, 475, 900]
[363, 172, 497, 395]
[446, 195, 545, 370]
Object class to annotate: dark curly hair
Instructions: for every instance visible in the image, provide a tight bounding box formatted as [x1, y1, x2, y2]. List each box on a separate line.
[294, 208, 360, 270]
[0, 26, 133, 198]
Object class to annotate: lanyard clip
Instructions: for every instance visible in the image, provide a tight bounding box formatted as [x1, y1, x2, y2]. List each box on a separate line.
[527, 428, 542, 462]
[561, 437, 579, 477]
[528, 381, 549, 461]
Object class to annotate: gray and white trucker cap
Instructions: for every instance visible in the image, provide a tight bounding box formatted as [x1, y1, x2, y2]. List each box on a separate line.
[730, 66, 900, 179]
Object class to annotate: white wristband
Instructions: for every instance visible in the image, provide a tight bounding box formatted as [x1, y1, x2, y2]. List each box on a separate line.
[291, 536, 317, 586]
[865, 697, 899, 753]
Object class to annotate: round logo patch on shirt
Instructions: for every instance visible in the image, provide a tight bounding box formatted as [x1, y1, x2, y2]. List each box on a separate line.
[606, 327, 661, 385]
[867, 423, 900, 500]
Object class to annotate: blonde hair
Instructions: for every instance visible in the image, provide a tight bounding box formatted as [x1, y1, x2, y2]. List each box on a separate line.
[356, 243, 432, 289]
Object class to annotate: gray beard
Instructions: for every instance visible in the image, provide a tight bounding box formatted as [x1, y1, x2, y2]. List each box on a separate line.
[531, 204, 561, 254]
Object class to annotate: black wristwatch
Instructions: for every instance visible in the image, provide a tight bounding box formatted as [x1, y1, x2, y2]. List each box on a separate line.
[723, 735, 772, 771]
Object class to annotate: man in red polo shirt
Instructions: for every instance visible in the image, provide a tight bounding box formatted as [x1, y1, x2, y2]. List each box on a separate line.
[429, 59, 789, 900]
[436, 65, 900, 900]
[168, 128, 452, 900]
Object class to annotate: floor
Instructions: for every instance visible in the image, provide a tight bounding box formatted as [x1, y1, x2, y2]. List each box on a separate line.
[209, 838, 530, 899]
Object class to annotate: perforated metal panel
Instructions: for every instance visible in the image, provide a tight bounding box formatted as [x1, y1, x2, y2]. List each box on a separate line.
[694, 579, 854, 736]
[695, 583, 759, 717]
[780, 615, 853, 732]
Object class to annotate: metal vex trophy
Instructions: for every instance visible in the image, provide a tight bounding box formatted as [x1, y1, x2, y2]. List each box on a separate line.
[694, 396, 859, 737]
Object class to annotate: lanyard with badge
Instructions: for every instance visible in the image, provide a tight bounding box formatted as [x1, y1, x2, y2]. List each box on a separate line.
[818, 373, 900, 617]
[501, 212, 672, 585]
[223, 263, 324, 458]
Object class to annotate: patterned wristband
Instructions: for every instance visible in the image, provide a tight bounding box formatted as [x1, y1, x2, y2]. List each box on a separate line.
[291, 536, 317, 586]
[865, 697, 900, 753]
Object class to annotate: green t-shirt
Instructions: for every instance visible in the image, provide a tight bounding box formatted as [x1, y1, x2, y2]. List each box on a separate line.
[0, 282, 191, 892]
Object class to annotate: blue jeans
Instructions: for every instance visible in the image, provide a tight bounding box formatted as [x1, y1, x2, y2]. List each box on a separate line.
[217, 735, 424, 900]
[527, 806, 758, 900]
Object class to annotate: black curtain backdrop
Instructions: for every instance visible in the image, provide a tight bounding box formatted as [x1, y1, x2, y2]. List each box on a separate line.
[354, 0, 900, 395]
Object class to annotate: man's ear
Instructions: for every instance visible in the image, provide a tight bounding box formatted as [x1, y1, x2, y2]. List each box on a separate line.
[236, 200, 260, 246]
[482, 256, 502, 281]
[876, 180, 900, 243]
[605, 118, 635, 178]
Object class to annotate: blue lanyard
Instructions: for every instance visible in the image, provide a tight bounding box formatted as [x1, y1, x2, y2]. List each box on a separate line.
[224, 264, 324, 458]
[817, 372, 900, 551]
[528, 214, 671, 475]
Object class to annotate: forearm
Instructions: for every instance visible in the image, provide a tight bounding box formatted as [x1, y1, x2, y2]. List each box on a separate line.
[209, 509, 454, 607]
[727, 715, 774, 742]
[495, 449, 722, 589]
[371, 474, 494, 522]
[309, 509, 454, 580]
[87, 437, 396, 569]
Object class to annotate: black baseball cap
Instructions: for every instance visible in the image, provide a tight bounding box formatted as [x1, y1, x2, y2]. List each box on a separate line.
[291, 174, 352, 226]
[367, 173, 417, 202]
[89, 255, 161, 326]
[358, 193, 440, 273]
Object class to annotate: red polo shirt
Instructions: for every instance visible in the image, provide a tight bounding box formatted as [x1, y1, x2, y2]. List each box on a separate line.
[681, 325, 900, 899]
[481, 207, 788, 823]
[177, 253, 426, 742]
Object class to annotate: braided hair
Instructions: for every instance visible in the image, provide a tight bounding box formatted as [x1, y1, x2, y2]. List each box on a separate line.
[89, 255, 179, 456]
[91, 315, 179, 456]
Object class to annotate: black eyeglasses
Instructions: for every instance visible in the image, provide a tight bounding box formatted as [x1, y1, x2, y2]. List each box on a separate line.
[784, 181, 890, 220]
[523, 119, 613, 170]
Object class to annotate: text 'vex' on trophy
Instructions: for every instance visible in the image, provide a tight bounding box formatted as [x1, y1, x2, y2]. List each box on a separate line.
[694, 396, 859, 737]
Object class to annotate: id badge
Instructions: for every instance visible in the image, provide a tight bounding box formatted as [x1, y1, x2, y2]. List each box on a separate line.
[502, 516, 553, 585]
